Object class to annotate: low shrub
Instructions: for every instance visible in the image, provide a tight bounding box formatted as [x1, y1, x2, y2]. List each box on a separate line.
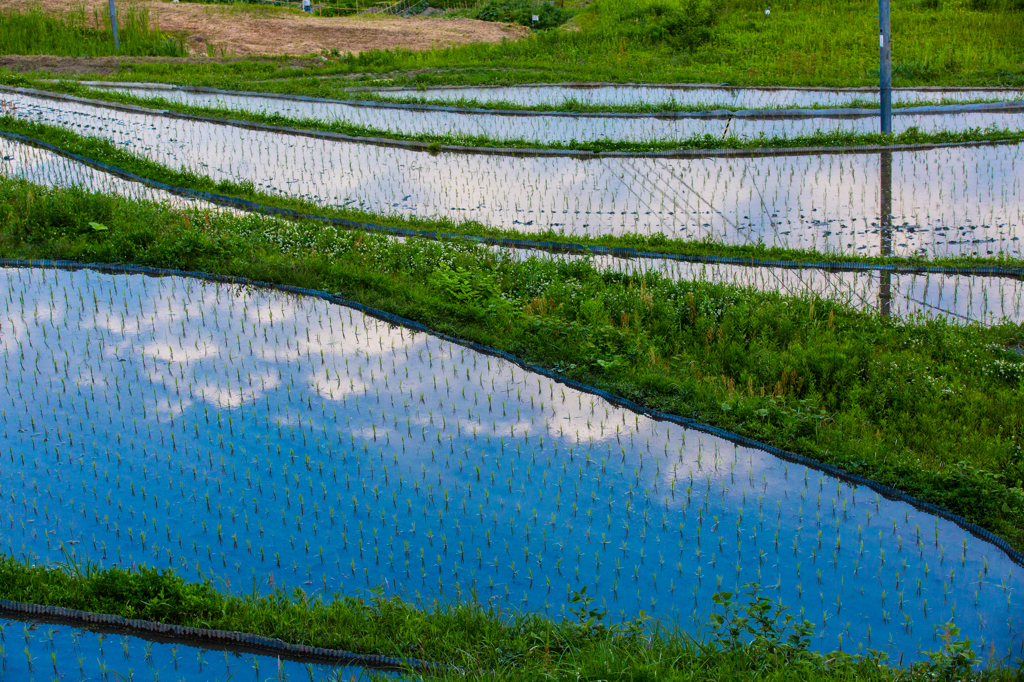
[583, 0, 721, 49]
[474, 0, 574, 29]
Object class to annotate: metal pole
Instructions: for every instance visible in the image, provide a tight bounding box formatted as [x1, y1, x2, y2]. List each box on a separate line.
[879, 0, 892, 134]
[108, 0, 120, 51]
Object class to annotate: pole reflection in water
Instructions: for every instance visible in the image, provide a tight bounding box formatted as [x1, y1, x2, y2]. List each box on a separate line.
[879, 149, 893, 317]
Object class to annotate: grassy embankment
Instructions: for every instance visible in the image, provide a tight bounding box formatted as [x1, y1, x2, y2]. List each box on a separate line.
[2, 553, 1019, 680]
[2, 0, 1020, 94]
[3, 115, 1024, 271]
[0, 176, 1021, 555]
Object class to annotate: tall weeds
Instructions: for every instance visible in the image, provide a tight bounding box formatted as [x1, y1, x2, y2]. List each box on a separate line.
[0, 6, 186, 58]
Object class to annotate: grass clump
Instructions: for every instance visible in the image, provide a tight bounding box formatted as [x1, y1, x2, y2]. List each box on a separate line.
[0, 6, 186, 58]
[0, 177, 1022, 555]
[579, 0, 721, 50]
[475, 0, 575, 29]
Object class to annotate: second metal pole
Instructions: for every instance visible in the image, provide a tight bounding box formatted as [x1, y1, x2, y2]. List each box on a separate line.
[879, 0, 892, 134]
[108, 0, 120, 51]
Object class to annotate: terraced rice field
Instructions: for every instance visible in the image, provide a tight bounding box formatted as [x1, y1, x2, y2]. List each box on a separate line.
[358, 84, 1024, 109]
[2, 135, 1021, 326]
[81, 83, 1024, 144]
[2, 89, 1023, 258]
[1, 79, 1022, 679]
[1, 266, 1021, 668]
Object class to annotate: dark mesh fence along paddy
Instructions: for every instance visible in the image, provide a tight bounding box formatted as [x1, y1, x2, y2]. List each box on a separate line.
[0, 599, 435, 674]
[2, 87, 1022, 259]
[1, 261, 1021, 667]
[0, 612, 409, 680]
[3, 130, 1023, 327]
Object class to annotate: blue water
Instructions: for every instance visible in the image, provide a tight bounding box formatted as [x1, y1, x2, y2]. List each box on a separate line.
[0, 617, 396, 681]
[1, 267, 1021, 665]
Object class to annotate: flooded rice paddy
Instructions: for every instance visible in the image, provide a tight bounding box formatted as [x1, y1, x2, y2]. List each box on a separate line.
[83, 84, 1024, 145]
[2, 135, 1021, 327]
[1, 267, 1021, 664]
[363, 84, 1024, 110]
[0, 136, 218, 211]
[0, 617, 393, 681]
[2, 91, 1022, 259]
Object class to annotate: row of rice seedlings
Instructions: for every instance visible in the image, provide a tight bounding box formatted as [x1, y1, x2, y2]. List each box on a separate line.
[4, 92, 1022, 258]
[89, 85, 1024, 146]
[361, 84, 1024, 110]
[0, 137, 221, 211]
[1, 267, 1019, 662]
[0, 618, 386, 681]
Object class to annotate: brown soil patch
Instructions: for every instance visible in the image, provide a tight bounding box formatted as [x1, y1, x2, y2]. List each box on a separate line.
[2, 0, 527, 58]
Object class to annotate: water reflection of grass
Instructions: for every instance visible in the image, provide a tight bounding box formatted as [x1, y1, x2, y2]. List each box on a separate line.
[0, 179, 1020, 558]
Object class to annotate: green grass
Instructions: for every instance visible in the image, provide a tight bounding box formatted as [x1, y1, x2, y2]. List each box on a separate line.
[3, 555, 1016, 680]
[4, 116, 1024, 272]
[9, 0, 1021, 93]
[0, 6, 186, 58]
[315, 0, 1024, 88]
[0, 177, 1021, 560]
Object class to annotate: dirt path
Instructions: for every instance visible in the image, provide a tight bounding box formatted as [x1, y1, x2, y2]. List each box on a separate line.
[2, 0, 527, 57]
[0, 54, 329, 76]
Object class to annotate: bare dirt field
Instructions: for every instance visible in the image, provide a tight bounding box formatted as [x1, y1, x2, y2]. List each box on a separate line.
[2, 0, 527, 57]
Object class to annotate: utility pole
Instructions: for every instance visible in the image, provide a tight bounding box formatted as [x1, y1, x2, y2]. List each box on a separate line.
[879, 0, 892, 134]
[108, 0, 120, 51]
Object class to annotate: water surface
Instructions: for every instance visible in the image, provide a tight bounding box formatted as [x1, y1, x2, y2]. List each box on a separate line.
[4, 92, 1021, 259]
[1, 267, 1020, 664]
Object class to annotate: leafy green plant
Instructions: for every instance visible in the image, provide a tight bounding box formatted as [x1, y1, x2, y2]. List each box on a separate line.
[429, 265, 498, 306]
[708, 586, 815, 661]
[475, 0, 574, 29]
[609, 0, 721, 49]
[923, 622, 979, 680]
